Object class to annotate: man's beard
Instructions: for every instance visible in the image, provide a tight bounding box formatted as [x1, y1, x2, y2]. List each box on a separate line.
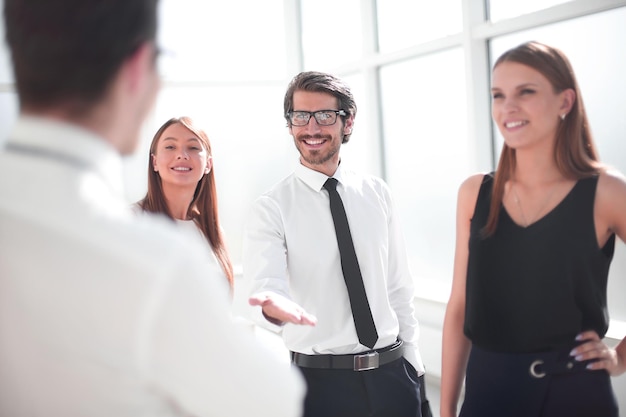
[296, 134, 340, 166]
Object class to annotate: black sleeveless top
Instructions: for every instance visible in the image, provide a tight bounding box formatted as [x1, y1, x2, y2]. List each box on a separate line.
[464, 174, 616, 353]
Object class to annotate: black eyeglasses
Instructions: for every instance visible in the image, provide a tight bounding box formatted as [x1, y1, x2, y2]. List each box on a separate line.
[286, 110, 347, 126]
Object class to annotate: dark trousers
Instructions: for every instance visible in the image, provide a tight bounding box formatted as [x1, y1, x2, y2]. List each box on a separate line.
[297, 357, 422, 417]
[460, 344, 619, 417]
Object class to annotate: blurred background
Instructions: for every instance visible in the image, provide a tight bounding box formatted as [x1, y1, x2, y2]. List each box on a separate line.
[1, 0, 625, 412]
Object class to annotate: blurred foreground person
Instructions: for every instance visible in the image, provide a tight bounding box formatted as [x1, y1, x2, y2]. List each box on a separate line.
[0, 1, 304, 416]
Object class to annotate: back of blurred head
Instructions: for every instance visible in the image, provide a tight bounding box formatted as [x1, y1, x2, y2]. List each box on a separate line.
[3, 0, 161, 154]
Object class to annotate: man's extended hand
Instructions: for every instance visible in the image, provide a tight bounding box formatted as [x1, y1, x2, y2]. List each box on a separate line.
[249, 292, 317, 326]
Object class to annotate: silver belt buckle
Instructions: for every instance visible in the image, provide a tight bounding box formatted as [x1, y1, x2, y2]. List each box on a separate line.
[529, 360, 546, 378]
[353, 351, 379, 371]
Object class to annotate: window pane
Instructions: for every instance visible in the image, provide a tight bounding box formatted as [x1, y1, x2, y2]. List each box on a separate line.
[489, 7, 626, 320]
[339, 73, 381, 176]
[301, 0, 362, 70]
[489, 0, 572, 22]
[377, 0, 463, 53]
[380, 48, 470, 298]
[158, 0, 287, 82]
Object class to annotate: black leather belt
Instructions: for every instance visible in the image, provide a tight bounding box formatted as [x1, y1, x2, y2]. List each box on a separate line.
[528, 355, 597, 379]
[290, 340, 404, 371]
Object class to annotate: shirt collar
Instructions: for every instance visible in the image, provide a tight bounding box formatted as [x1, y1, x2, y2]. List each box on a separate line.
[7, 116, 125, 195]
[294, 159, 345, 192]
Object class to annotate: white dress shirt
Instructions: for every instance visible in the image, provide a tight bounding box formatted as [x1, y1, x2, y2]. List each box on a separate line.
[0, 116, 304, 417]
[235, 161, 425, 374]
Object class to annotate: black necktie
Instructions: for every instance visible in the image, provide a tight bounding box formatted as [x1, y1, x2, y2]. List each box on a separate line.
[323, 178, 378, 349]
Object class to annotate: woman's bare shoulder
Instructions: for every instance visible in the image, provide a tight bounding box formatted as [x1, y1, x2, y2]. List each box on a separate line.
[598, 168, 626, 187]
[596, 169, 626, 237]
[456, 172, 491, 216]
[597, 168, 626, 202]
[458, 172, 490, 199]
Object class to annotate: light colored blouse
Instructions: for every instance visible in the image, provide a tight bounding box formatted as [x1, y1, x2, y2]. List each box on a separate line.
[175, 218, 228, 285]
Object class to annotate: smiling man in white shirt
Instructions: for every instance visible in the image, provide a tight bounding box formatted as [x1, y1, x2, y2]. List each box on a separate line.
[236, 71, 430, 417]
[0, 1, 304, 416]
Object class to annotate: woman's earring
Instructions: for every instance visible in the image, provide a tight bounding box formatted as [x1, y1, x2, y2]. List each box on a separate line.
[560, 113, 566, 121]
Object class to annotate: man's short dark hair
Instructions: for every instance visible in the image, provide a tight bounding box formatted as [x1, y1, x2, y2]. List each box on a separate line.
[4, 0, 159, 113]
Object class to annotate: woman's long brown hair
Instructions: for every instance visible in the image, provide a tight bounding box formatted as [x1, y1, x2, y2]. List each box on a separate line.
[483, 41, 603, 237]
[137, 116, 234, 289]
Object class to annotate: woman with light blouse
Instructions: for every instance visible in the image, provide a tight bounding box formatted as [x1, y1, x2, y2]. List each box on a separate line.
[135, 116, 234, 291]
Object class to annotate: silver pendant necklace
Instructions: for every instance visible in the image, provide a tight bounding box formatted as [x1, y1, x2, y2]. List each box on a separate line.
[510, 181, 559, 227]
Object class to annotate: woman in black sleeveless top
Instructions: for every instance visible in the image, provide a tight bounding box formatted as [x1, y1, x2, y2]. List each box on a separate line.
[441, 41, 626, 417]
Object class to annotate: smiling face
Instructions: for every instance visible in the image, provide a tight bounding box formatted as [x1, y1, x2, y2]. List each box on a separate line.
[491, 61, 573, 151]
[289, 90, 354, 176]
[151, 122, 211, 189]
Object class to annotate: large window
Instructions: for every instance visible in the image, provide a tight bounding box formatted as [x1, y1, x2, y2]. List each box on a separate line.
[300, 0, 363, 70]
[489, 0, 573, 21]
[377, 0, 463, 52]
[157, 0, 287, 82]
[380, 48, 470, 299]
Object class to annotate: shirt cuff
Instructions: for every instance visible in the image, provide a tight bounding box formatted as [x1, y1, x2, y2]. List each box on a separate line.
[402, 344, 426, 376]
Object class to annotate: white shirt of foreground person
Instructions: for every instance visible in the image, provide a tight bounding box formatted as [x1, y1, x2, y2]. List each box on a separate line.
[0, 117, 305, 417]
[236, 161, 425, 374]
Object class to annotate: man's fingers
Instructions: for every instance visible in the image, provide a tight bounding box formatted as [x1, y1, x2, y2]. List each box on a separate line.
[248, 293, 317, 326]
[300, 312, 318, 326]
[248, 296, 262, 306]
[248, 294, 270, 307]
